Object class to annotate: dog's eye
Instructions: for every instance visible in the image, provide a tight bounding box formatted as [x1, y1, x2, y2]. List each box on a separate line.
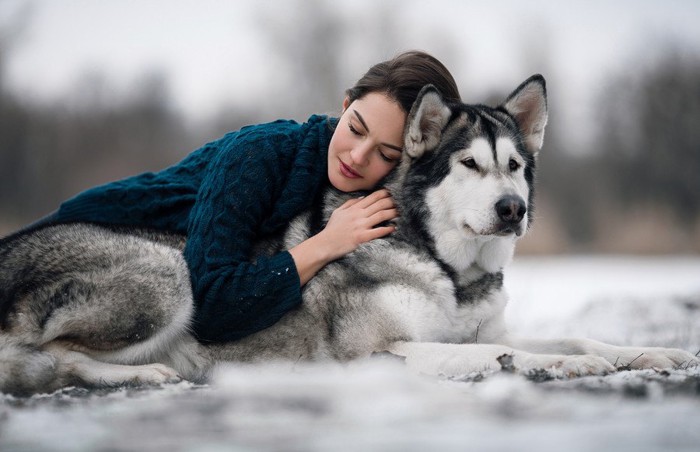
[462, 158, 478, 170]
[509, 159, 521, 171]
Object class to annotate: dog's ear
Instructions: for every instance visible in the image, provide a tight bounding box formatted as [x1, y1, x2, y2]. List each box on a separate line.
[405, 85, 452, 159]
[502, 75, 548, 155]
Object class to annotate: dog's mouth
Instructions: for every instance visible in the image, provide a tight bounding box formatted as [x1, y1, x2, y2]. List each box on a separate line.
[463, 222, 523, 237]
[495, 225, 523, 237]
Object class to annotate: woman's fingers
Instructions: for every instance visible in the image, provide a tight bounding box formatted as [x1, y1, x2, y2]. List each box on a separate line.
[349, 189, 396, 217]
[339, 197, 363, 209]
[364, 197, 396, 217]
[368, 208, 399, 227]
[361, 225, 396, 242]
[354, 189, 392, 209]
[346, 189, 398, 230]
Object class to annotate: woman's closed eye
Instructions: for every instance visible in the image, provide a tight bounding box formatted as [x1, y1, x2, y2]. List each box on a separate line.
[379, 150, 400, 163]
[348, 122, 363, 136]
[349, 118, 401, 163]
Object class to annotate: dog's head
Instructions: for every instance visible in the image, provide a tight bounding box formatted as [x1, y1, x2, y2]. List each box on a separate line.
[391, 76, 548, 272]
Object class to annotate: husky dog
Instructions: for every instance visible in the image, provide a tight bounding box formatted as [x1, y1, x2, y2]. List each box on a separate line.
[1, 76, 696, 395]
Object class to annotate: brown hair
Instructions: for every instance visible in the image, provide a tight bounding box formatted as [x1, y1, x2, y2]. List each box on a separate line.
[345, 50, 461, 113]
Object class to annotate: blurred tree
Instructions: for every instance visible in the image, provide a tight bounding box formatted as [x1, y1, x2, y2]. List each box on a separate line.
[0, 3, 34, 226]
[597, 50, 700, 226]
[0, 54, 196, 230]
[537, 133, 600, 247]
[253, 0, 404, 120]
[252, 0, 346, 119]
[510, 26, 603, 249]
[53, 70, 193, 195]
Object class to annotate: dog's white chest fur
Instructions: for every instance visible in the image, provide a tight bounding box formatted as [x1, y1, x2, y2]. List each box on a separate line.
[364, 243, 509, 345]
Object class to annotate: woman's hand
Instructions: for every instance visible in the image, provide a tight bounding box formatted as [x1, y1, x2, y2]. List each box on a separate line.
[289, 189, 398, 286]
[320, 189, 398, 259]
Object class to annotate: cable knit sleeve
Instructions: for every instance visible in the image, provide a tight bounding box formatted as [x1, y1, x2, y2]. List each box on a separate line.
[185, 118, 330, 342]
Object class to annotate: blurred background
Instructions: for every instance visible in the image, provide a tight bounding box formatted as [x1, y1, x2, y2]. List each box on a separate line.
[1, 0, 699, 254]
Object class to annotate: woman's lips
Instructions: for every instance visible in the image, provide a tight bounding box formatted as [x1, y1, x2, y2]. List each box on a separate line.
[339, 161, 362, 179]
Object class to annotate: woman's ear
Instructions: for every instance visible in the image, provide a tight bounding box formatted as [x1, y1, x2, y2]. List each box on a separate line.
[342, 96, 351, 112]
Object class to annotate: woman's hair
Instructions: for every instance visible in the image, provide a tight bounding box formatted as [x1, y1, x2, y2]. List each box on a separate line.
[345, 50, 461, 113]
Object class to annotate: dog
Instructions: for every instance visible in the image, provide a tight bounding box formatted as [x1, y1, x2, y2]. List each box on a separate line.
[1, 76, 696, 395]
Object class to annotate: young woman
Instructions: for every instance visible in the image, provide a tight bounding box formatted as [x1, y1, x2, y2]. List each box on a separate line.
[20, 50, 461, 343]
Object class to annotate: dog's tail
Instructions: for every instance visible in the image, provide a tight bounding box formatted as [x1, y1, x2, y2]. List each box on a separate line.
[0, 336, 59, 396]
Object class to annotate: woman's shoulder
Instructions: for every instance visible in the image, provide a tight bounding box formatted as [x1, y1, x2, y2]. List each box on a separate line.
[197, 115, 317, 152]
[234, 114, 331, 142]
[176, 114, 334, 176]
[216, 114, 332, 155]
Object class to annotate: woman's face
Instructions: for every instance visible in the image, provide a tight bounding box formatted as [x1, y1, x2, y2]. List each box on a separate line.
[327, 92, 406, 192]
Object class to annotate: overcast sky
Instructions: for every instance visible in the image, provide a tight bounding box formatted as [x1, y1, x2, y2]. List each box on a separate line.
[2, 0, 700, 144]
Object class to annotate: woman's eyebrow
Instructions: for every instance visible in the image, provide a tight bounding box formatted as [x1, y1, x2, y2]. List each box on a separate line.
[352, 109, 404, 152]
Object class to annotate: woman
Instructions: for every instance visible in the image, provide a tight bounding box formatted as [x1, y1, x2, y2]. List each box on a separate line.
[21, 50, 461, 343]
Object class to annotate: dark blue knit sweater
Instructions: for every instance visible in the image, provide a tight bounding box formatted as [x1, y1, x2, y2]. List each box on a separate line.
[49, 115, 336, 342]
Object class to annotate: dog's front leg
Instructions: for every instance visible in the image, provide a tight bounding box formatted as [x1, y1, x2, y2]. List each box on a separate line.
[501, 336, 699, 370]
[386, 341, 613, 378]
[45, 342, 183, 388]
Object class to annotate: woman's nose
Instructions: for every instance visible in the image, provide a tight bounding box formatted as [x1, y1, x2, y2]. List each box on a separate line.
[350, 143, 372, 166]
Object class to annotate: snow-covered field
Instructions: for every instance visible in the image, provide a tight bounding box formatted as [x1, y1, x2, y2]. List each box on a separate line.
[2, 256, 699, 452]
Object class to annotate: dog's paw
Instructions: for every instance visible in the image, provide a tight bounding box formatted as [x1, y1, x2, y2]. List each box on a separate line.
[556, 355, 616, 377]
[102, 363, 182, 386]
[612, 347, 699, 370]
[519, 353, 615, 377]
[132, 363, 182, 384]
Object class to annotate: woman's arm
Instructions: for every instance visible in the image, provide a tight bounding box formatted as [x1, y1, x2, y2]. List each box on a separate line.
[185, 123, 327, 343]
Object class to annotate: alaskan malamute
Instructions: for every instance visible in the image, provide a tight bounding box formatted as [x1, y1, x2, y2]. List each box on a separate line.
[1, 76, 696, 395]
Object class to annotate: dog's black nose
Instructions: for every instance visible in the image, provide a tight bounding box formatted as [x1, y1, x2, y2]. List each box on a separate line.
[495, 196, 526, 224]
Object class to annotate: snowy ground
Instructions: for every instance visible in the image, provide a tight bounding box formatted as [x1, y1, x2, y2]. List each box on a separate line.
[1, 256, 700, 452]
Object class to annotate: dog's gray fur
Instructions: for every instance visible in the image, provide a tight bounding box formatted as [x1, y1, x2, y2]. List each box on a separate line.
[1, 77, 696, 395]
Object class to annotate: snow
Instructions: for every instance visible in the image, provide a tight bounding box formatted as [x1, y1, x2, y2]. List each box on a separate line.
[2, 256, 700, 452]
[505, 255, 700, 348]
